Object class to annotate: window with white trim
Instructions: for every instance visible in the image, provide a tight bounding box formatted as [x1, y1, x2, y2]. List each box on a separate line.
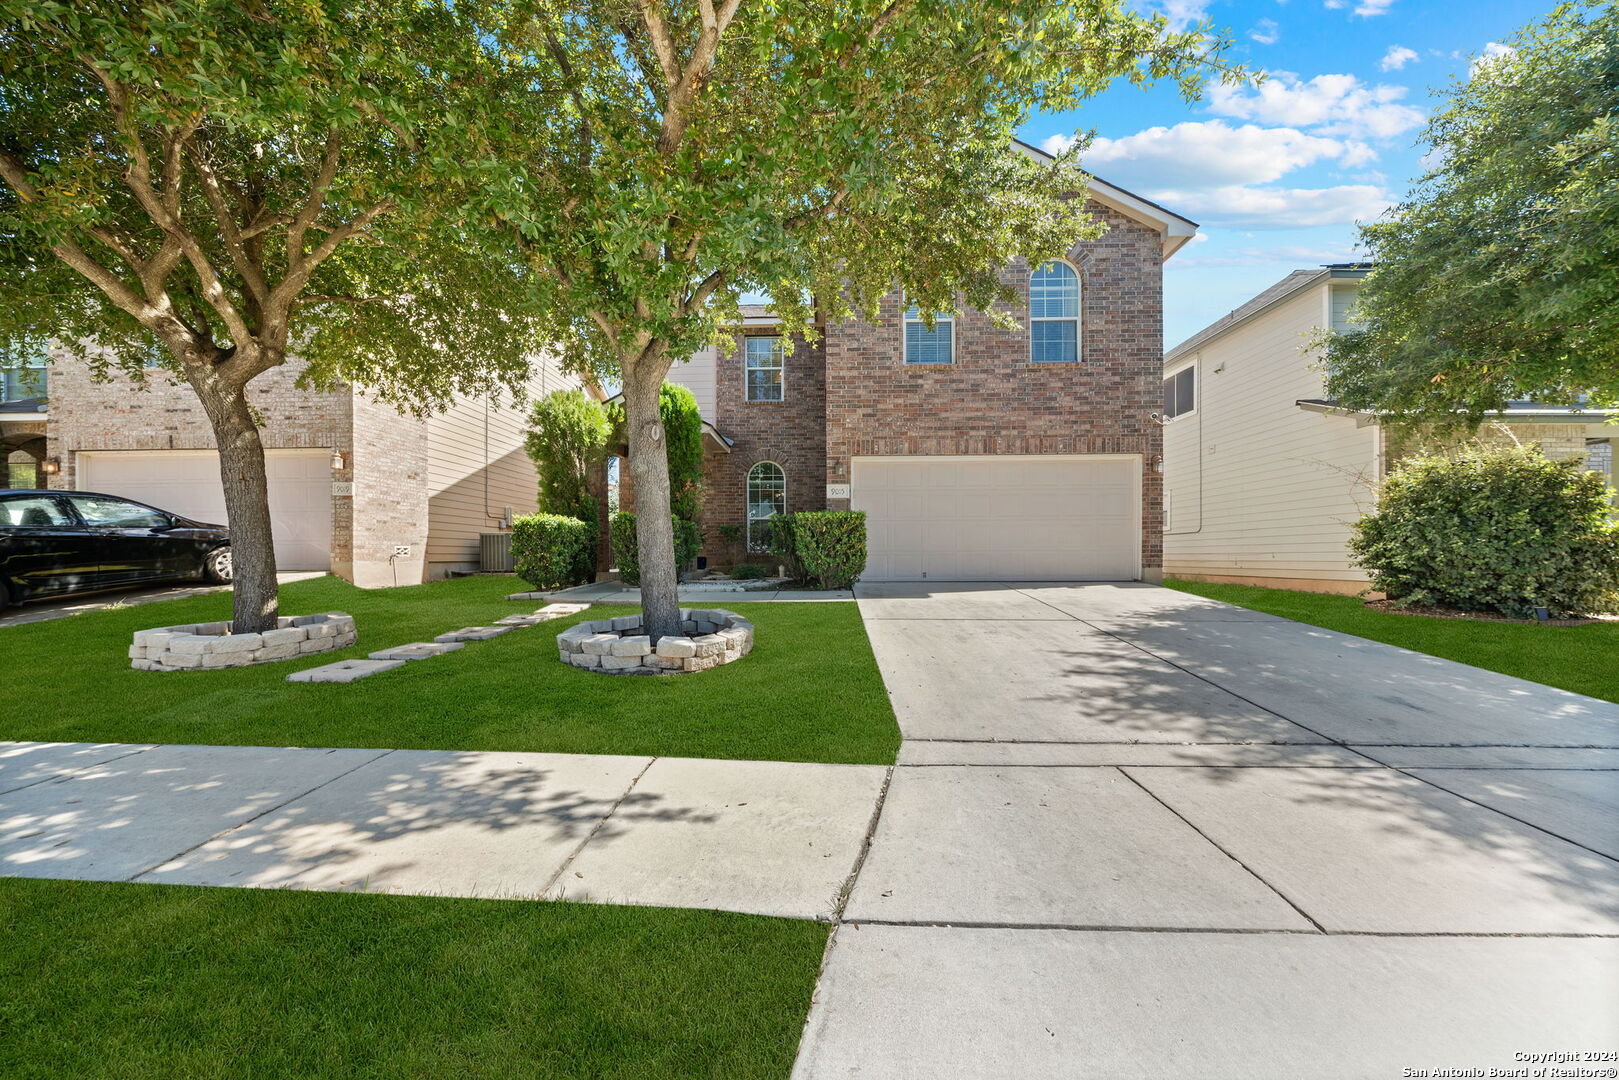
[745, 336, 784, 401]
[903, 302, 954, 365]
[1163, 365, 1195, 419]
[1029, 261, 1080, 363]
[746, 462, 786, 552]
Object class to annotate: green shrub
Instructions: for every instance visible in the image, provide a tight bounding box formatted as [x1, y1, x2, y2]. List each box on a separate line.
[730, 562, 770, 580]
[509, 513, 594, 590]
[1351, 445, 1619, 617]
[767, 513, 804, 582]
[611, 511, 700, 586]
[773, 510, 867, 589]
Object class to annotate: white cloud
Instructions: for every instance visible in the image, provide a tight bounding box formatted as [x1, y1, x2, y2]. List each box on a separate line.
[1136, 0, 1212, 30]
[1354, 0, 1395, 15]
[1471, 41, 1516, 75]
[1048, 121, 1360, 189]
[1150, 184, 1392, 228]
[1176, 242, 1363, 268]
[1380, 45, 1418, 71]
[1208, 72, 1425, 138]
[1249, 18, 1281, 44]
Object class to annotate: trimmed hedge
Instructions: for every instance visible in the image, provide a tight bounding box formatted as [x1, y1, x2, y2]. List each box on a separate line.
[769, 511, 867, 589]
[510, 513, 595, 590]
[1350, 445, 1619, 617]
[611, 511, 701, 587]
[730, 562, 770, 580]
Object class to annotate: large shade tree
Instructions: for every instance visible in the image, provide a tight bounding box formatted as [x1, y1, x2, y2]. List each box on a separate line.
[1324, 0, 1619, 426]
[468, 0, 1237, 639]
[0, 0, 552, 631]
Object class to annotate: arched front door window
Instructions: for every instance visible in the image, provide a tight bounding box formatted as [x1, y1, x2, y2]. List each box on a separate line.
[746, 462, 786, 553]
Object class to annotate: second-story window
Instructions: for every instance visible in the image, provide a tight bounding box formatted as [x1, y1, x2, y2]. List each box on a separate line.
[904, 302, 954, 365]
[0, 340, 47, 405]
[745, 336, 784, 402]
[1029, 261, 1080, 363]
[1163, 365, 1195, 419]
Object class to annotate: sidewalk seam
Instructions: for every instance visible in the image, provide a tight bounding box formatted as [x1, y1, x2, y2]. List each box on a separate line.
[124, 747, 398, 882]
[537, 755, 659, 897]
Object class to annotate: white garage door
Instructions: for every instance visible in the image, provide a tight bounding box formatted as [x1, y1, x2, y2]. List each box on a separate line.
[852, 455, 1140, 581]
[77, 449, 333, 571]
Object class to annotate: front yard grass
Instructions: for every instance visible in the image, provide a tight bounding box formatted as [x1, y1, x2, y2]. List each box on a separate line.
[0, 576, 899, 764]
[0, 877, 825, 1080]
[1168, 578, 1619, 704]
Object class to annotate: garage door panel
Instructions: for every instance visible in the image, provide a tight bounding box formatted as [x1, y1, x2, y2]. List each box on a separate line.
[78, 450, 332, 572]
[852, 456, 1139, 582]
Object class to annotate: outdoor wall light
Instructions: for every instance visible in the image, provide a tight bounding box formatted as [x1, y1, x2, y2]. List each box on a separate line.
[329, 450, 346, 471]
[40, 456, 59, 475]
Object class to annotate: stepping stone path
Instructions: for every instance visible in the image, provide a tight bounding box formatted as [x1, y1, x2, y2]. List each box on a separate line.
[286, 659, 406, 684]
[368, 642, 465, 661]
[434, 626, 514, 643]
[287, 603, 591, 684]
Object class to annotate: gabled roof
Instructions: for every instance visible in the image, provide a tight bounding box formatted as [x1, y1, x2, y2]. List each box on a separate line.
[1012, 138, 1199, 259]
[1165, 264, 1372, 365]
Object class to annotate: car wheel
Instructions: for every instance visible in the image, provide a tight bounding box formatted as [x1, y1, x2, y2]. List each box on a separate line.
[202, 547, 233, 584]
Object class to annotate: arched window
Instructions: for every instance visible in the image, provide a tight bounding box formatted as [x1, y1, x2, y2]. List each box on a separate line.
[1029, 261, 1080, 363]
[746, 462, 786, 553]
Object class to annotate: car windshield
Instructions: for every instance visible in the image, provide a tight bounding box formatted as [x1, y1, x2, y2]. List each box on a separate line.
[0, 495, 73, 527]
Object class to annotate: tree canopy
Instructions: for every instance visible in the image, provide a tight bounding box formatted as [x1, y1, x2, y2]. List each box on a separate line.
[1323, 0, 1619, 426]
[0, 0, 557, 628]
[460, 0, 1237, 636]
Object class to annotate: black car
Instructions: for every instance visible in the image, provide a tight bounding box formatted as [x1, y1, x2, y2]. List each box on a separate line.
[0, 489, 231, 608]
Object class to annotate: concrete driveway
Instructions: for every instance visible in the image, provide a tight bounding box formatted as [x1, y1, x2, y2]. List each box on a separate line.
[794, 581, 1619, 1080]
[0, 571, 327, 629]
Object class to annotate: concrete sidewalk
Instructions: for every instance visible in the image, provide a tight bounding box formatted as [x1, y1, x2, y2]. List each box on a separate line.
[0, 741, 886, 920]
[792, 581, 1619, 1080]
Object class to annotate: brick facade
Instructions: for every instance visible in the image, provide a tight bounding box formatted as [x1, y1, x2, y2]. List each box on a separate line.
[680, 199, 1167, 577]
[696, 327, 828, 568]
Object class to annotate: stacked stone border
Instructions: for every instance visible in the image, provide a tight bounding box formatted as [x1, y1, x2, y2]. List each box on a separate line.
[130, 613, 356, 672]
[558, 609, 754, 675]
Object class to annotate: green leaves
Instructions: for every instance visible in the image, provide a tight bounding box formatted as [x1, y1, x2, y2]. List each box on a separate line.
[1351, 444, 1619, 618]
[1323, 0, 1619, 423]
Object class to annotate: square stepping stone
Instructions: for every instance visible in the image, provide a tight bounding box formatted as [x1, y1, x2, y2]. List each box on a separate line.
[539, 603, 590, 616]
[285, 659, 406, 683]
[504, 591, 547, 601]
[367, 642, 465, 662]
[494, 614, 548, 627]
[433, 626, 513, 643]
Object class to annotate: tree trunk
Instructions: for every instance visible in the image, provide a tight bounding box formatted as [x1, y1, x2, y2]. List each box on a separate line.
[189, 362, 280, 634]
[622, 368, 681, 641]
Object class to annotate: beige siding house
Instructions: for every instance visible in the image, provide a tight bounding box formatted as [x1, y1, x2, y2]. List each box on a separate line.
[1162, 265, 1618, 595]
[1, 345, 577, 587]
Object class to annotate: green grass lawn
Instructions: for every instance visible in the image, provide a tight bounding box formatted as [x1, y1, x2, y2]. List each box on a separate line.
[0, 576, 899, 764]
[1168, 578, 1619, 704]
[0, 877, 825, 1080]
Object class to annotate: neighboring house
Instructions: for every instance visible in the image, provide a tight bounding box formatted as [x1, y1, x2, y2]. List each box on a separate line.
[1160, 264, 1619, 595]
[0, 344, 577, 587]
[651, 142, 1198, 582]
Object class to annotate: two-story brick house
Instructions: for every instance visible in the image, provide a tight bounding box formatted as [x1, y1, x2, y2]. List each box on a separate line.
[1, 346, 578, 587]
[664, 147, 1197, 582]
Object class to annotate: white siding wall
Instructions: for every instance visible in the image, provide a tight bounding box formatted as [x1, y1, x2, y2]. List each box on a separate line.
[1329, 281, 1362, 331]
[1162, 282, 1380, 587]
[424, 357, 577, 577]
[666, 344, 717, 423]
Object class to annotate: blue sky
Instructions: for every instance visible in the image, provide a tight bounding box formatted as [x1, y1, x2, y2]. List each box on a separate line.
[1017, 0, 1546, 347]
